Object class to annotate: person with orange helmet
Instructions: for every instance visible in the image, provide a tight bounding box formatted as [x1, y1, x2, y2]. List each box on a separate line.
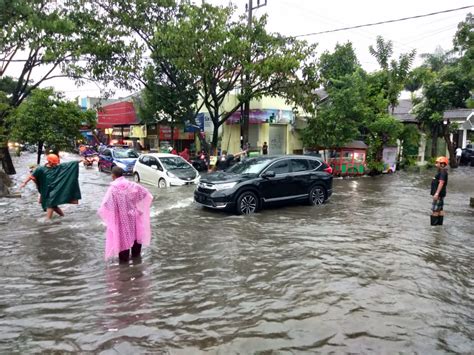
[430, 156, 449, 225]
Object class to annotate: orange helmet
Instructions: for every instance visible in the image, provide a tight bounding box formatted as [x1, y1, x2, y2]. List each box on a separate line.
[47, 154, 60, 166]
[435, 156, 449, 165]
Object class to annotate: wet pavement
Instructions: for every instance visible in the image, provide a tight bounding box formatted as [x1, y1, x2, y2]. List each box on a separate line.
[0, 152, 473, 353]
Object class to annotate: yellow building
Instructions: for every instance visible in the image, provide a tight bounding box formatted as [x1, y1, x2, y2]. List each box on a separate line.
[200, 94, 307, 155]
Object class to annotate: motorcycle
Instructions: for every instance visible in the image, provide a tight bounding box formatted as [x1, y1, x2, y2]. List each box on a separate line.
[191, 152, 209, 172]
[81, 148, 98, 168]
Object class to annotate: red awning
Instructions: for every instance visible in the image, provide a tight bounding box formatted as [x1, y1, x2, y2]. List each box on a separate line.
[96, 101, 139, 128]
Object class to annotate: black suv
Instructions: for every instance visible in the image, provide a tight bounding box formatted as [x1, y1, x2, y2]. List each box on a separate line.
[194, 155, 333, 215]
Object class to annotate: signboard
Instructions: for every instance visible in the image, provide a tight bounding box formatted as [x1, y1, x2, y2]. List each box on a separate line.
[159, 126, 194, 140]
[130, 125, 147, 138]
[226, 109, 295, 125]
[185, 113, 206, 132]
[159, 126, 180, 140]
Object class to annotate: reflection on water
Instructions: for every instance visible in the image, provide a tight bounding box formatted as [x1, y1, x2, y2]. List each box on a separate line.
[0, 153, 473, 353]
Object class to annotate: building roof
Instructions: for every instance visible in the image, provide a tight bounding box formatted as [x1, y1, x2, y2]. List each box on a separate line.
[443, 109, 473, 120]
[342, 140, 368, 149]
[393, 99, 474, 123]
[392, 99, 417, 123]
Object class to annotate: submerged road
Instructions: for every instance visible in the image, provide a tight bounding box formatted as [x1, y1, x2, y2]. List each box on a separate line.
[0, 153, 473, 353]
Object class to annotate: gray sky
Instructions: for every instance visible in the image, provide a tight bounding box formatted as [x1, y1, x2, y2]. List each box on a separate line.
[12, 0, 474, 100]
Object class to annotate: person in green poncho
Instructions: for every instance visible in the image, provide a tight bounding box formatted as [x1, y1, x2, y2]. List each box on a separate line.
[21, 154, 83, 219]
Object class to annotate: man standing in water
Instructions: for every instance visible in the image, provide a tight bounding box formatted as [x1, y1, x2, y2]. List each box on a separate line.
[21, 154, 82, 219]
[98, 166, 153, 262]
[430, 156, 449, 226]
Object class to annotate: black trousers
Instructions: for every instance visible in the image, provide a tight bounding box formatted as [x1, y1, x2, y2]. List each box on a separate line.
[118, 241, 142, 262]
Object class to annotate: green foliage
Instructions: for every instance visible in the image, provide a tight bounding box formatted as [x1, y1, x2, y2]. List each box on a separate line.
[369, 36, 415, 113]
[413, 20, 473, 165]
[365, 114, 403, 172]
[400, 124, 421, 156]
[404, 66, 433, 93]
[137, 3, 319, 148]
[453, 13, 473, 79]
[302, 69, 369, 148]
[366, 160, 385, 174]
[318, 42, 359, 89]
[8, 88, 95, 151]
[0, 0, 132, 173]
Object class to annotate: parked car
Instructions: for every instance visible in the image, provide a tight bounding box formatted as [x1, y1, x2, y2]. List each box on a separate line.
[98, 148, 139, 174]
[133, 153, 200, 188]
[460, 145, 474, 166]
[194, 155, 333, 215]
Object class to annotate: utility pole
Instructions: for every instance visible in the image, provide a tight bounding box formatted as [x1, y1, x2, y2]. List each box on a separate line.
[242, 0, 267, 150]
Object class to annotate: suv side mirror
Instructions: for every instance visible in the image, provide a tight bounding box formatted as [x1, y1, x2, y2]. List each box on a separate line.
[151, 165, 158, 170]
[262, 170, 275, 178]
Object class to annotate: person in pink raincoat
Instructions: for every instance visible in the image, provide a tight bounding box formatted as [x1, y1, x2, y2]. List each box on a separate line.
[98, 166, 153, 262]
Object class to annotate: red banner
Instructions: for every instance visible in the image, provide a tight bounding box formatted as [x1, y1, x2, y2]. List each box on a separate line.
[159, 126, 179, 140]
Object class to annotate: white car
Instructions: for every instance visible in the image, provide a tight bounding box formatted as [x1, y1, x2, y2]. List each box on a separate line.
[133, 153, 200, 188]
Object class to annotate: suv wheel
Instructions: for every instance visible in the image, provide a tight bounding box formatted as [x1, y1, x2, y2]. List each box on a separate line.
[236, 191, 258, 215]
[308, 185, 326, 205]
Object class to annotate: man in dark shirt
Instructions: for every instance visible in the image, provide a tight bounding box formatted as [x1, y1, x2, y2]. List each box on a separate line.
[430, 156, 449, 225]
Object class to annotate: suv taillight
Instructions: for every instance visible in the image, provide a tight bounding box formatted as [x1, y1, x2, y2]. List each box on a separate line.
[323, 164, 333, 174]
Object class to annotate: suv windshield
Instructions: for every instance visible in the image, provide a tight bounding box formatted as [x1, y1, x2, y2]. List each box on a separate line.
[227, 158, 273, 175]
[114, 149, 139, 159]
[160, 157, 190, 170]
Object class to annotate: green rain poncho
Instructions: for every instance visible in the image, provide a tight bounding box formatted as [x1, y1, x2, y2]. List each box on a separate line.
[32, 161, 82, 211]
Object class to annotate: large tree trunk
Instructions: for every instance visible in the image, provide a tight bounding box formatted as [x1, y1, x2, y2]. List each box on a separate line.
[443, 129, 456, 168]
[430, 126, 438, 159]
[0, 145, 16, 175]
[37, 141, 44, 165]
[211, 126, 219, 155]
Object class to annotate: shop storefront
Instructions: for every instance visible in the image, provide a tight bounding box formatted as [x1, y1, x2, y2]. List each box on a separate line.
[96, 100, 140, 145]
[158, 125, 195, 152]
[223, 109, 302, 155]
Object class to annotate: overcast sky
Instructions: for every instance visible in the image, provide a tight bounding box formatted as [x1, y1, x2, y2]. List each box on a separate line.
[12, 0, 473, 100]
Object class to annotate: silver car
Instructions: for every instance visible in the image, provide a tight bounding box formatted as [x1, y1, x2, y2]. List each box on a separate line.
[133, 153, 200, 188]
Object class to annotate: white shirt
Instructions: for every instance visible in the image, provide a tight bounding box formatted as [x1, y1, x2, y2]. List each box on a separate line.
[456, 147, 462, 157]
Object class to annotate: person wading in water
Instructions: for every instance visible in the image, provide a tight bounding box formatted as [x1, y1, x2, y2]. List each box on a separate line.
[430, 156, 449, 226]
[98, 166, 153, 262]
[20, 154, 82, 219]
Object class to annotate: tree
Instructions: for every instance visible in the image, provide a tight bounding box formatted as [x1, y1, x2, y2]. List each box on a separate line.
[0, 0, 128, 174]
[8, 88, 95, 164]
[369, 36, 416, 113]
[413, 14, 473, 167]
[302, 69, 369, 150]
[90, 2, 319, 151]
[404, 66, 433, 99]
[302, 42, 363, 149]
[414, 66, 471, 166]
[151, 4, 319, 149]
[318, 42, 360, 89]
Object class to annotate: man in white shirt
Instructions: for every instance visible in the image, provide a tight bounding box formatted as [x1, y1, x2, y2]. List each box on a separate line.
[455, 146, 462, 166]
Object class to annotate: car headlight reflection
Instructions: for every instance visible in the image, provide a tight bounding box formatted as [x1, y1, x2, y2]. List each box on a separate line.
[115, 162, 126, 169]
[167, 171, 177, 178]
[214, 182, 237, 191]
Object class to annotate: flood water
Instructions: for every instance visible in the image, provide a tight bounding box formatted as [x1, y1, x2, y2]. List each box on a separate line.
[0, 153, 473, 353]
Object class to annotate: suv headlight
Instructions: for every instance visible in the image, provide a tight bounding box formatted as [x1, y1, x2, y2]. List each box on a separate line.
[167, 171, 177, 178]
[115, 161, 126, 169]
[214, 182, 237, 191]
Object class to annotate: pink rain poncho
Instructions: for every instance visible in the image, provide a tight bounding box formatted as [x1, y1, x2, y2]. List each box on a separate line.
[98, 177, 153, 260]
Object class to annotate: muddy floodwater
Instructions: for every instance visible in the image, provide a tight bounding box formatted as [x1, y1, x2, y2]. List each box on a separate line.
[0, 153, 473, 353]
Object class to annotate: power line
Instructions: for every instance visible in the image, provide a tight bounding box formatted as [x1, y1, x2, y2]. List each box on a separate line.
[292, 5, 474, 38]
